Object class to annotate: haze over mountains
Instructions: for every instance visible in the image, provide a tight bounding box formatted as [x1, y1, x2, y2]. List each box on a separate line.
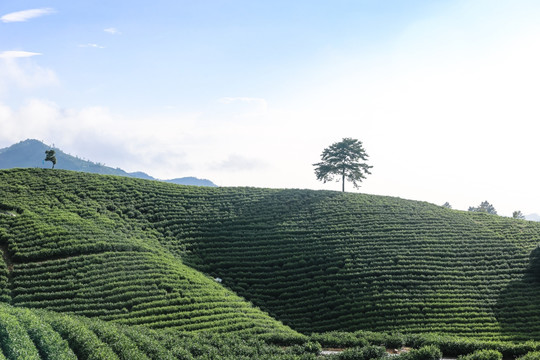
[0, 139, 217, 187]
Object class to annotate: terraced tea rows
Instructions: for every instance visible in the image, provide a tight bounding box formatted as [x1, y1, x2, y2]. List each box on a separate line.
[0, 303, 310, 359]
[0, 169, 296, 337]
[10, 250, 290, 334]
[146, 190, 540, 339]
[1, 168, 540, 341]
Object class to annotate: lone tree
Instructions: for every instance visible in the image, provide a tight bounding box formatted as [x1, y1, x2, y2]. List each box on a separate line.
[44, 149, 57, 169]
[513, 210, 525, 220]
[313, 137, 372, 192]
[468, 200, 497, 215]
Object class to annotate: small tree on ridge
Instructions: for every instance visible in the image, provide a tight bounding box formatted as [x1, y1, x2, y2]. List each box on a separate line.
[44, 149, 57, 169]
[468, 200, 497, 215]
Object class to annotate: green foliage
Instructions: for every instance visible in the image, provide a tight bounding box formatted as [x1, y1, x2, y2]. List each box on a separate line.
[303, 341, 322, 354]
[81, 318, 150, 360]
[385, 333, 406, 349]
[5, 306, 76, 360]
[45, 312, 120, 360]
[1, 168, 540, 344]
[518, 351, 540, 360]
[338, 345, 387, 360]
[310, 332, 368, 348]
[528, 246, 540, 282]
[468, 201, 497, 215]
[45, 149, 57, 169]
[400, 333, 539, 358]
[0, 308, 41, 360]
[0, 303, 325, 359]
[313, 137, 372, 191]
[458, 349, 502, 360]
[401, 345, 442, 360]
[0, 300, 539, 359]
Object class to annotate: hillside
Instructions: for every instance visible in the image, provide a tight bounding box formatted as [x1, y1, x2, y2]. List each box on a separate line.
[0, 169, 294, 338]
[1, 169, 540, 343]
[0, 139, 216, 187]
[0, 302, 314, 359]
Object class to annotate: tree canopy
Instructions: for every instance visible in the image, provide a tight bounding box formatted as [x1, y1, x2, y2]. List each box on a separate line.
[44, 150, 57, 169]
[468, 201, 497, 215]
[313, 137, 372, 192]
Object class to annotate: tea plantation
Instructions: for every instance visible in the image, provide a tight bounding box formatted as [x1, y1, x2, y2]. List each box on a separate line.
[1, 168, 540, 358]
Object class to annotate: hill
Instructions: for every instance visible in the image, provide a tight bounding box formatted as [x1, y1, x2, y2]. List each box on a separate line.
[1, 168, 540, 343]
[526, 213, 540, 222]
[0, 139, 216, 187]
[0, 169, 294, 338]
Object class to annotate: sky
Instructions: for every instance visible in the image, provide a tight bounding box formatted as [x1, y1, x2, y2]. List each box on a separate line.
[0, 0, 539, 217]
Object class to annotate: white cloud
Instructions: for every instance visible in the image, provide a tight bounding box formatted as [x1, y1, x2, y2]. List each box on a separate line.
[78, 43, 105, 49]
[1, 8, 55, 23]
[0, 98, 285, 185]
[0, 100, 198, 178]
[0, 58, 58, 94]
[211, 154, 266, 172]
[104, 27, 120, 35]
[0, 51, 41, 58]
[218, 97, 268, 112]
[213, 97, 270, 125]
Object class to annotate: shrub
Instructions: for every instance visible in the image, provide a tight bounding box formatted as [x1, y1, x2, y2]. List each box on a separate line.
[518, 351, 540, 360]
[435, 337, 480, 356]
[338, 345, 387, 360]
[403, 345, 442, 360]
[0, 310, 40, 360]
[458, 349, 502, 360]
[310, 332, 368, 348]
[261, 332, 307, 346]
[303, 341, 322, 355]
[386, 333, 405, 349]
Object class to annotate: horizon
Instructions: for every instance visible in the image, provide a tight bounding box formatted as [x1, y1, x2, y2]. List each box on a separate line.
[1, 138, 538, 219]
[1, 1, 539, 217]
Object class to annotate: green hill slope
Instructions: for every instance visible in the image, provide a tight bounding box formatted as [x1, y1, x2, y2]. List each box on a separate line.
[0, 303, 307, 359]
[1, 168, 540, 341]
[0, 169, 294, 337]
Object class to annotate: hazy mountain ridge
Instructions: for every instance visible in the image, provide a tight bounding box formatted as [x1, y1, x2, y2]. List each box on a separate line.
[0, 139, 217, 187]
[526, 213, 540, 222]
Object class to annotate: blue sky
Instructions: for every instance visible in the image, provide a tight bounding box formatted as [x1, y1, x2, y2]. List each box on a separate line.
[1, 0, 539, 217]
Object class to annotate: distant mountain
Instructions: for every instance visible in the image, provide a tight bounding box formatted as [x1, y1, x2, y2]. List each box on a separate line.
[525, 213, 540, 222]
[165, 177, 217, 187]
[0, 139, 217, 187]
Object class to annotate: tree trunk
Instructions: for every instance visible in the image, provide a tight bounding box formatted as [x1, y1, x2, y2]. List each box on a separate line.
[342, 173, 345, 192]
